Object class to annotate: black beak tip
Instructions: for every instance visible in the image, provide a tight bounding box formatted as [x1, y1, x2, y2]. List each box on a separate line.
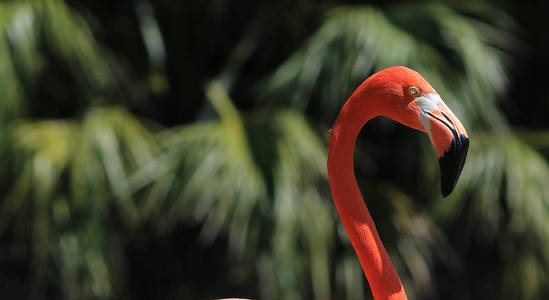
[441, 186, 452, 198]
[439, 134, 469, 197]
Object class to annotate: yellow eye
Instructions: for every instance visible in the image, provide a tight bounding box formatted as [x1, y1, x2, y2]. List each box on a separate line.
[408, 86, 421, 97]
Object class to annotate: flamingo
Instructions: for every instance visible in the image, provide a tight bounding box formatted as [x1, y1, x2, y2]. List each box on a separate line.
[327, 66, 469, 300]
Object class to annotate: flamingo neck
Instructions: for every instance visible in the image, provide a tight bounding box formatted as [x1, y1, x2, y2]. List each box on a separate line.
[327, 95, 407, 300]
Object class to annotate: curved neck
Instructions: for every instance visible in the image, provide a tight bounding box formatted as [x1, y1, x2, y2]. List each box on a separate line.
[327, 95, 407, 300]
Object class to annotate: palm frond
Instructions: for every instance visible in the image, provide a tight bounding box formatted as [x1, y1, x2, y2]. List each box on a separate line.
[142, 81, 268, 258]
[261, 110, 333, 300]
[0, 0, 118, 127]
[262, 3, 512, 132]
[37, 0, 116, 92]
[2, 108, 157, 300]
[432, 132, 549, 298]
[0, 1, 36, 127]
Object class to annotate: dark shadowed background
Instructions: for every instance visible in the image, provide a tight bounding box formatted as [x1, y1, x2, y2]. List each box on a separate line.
[1, 0, 549, 299]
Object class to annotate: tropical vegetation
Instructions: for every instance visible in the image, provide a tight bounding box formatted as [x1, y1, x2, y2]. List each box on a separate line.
[0, 0, 548, 299]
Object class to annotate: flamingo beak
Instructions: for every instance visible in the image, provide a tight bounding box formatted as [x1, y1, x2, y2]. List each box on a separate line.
[416, 93, 469, 197]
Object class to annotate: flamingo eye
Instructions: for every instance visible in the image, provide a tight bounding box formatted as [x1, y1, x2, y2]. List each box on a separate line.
[408, 86, 421, 97]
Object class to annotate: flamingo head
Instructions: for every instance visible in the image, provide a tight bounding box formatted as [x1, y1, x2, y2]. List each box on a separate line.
[361, 66, 469, 197]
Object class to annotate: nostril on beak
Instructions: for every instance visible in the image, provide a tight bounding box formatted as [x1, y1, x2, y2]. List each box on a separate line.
[427, 111, 456, 137]
[440, 110, 456, 130]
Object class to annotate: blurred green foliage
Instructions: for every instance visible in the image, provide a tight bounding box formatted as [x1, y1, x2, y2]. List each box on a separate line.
[0, 0, 548, 300]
